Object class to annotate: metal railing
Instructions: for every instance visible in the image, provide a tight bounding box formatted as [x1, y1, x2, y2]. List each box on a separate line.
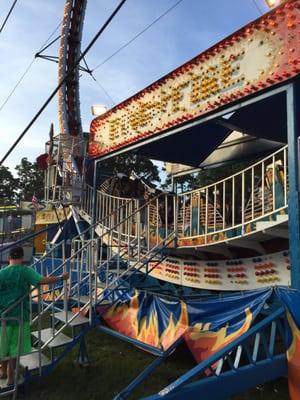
[0, 191, 177, 387]
[44, 134, 84, 204]
[156, 306, 286, 398]
[82, 185, 138, 226]
[83, 187, 177, 250]
[81, 147, 288, 251]
[177, 146, 288, 245]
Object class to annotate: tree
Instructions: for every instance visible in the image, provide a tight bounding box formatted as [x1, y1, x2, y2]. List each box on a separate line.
[163, 160, 254, 193]
[99, 153, 160, 185]
[15, 157, 44, 201]
[0, 166, 18, 205]
[161, 167, 198, 192]
[194, 161, 252, 188]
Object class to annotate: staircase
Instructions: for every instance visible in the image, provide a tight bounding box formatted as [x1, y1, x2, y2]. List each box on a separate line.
[0, 193, 176, 398]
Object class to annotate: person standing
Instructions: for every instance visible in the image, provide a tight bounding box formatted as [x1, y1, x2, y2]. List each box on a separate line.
[0, 246, 69, 385]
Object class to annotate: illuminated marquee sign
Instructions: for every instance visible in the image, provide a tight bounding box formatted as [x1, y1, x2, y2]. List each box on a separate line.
[89, 0, 300, 158]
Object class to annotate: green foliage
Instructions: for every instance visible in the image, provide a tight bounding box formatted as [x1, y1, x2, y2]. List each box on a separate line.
[0, 158, 44, 205]
[164, 161, 254, 193]
[0, 166, 18, 205]
[100, 153, 160, 185]
[162, 172, 197, 192]
[15, 157, 44, 201]
[195, 161, 253, 188]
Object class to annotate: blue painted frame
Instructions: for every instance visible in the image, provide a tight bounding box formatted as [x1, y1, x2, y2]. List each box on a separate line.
[87, 82, 297, 400]
[142, 307, 286, 400]
[287, 82, 300, 290]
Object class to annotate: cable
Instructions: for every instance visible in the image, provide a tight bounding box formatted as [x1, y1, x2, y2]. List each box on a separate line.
[0, 0, 127, 166]
[252, 0, 264, 15]
[0, 0, 18, 36]
[37, 22, 62, 53]
[81, 54, 116, 106]
[90, 73, 116, 106]
[0, 22, 61, 114]
[92, 0, 185, 72]
[0, 58, 36, 113]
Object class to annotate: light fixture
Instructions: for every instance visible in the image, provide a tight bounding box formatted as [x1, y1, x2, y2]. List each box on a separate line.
[91, 104, 107, 116]
[264, 0, 282, 8]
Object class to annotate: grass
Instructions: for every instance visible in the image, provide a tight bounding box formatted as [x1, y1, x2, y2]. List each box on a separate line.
[20, 328, 289, 400]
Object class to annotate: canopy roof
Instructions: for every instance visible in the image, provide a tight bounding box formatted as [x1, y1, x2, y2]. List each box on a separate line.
[89, 1, 299, 167]
[134, 91, 286, 168]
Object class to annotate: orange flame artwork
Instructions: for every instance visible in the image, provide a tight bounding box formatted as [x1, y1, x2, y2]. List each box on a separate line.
[103, 291, 140, 339]
[184, 308, 253, 364]
[286, 311, 300, 400]
[102, 292, 189, 351]
[137, 301, 189, 350]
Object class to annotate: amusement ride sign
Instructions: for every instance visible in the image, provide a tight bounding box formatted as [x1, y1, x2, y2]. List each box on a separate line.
[89, 0, 300, 158]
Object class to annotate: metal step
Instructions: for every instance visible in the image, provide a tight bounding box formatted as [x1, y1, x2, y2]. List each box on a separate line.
[31, 328, 73, 348]
[53, 311, 89, 326]
[70, 295, 93, 304]
[276, 213, 288, 223]
[256, 220, 278, 230]
[256, 214, 288, 231]
[0, 378, 9, 391]
[0, 375, 24, 390]
[20, 351, 50, 371]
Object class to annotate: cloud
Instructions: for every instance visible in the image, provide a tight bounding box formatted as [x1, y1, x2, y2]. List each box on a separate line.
[0, 0, 263, 174]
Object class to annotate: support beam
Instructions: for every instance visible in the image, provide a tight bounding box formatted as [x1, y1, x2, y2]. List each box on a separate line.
[287, 83, 300, 290]
[97, 324, 165, 357]
[215, 117, 258, 137]
[227, 239, 265, 254]
[143, 356, 286, 400]
[92, 160, 99, 226]
[198, 245, 234, 259]
[264, 227, 289, 239]
[113, 356, 166, 400]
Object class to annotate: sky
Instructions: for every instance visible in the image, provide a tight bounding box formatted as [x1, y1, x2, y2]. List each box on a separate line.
[0, 0, 272, 174]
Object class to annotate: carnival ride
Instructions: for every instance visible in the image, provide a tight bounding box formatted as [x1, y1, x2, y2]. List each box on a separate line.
[1, 0, 300, 399]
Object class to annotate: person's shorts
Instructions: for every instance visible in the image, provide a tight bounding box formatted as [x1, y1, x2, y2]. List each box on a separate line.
[0, 322, 31, 359]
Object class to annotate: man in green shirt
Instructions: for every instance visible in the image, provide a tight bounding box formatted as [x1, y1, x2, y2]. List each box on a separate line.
[0, 246, 69, 385]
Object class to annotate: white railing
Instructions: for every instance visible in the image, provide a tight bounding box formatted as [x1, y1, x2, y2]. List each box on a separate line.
[44, 134, 84, 204]
[177, 146, 288, 245]
[82, 185, 137, 223]
[83, 185, 177, 249]
[0, 196, 176, 382]
[81, 146, 288, 249]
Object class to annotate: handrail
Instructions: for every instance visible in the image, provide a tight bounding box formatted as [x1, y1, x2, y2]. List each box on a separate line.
[73, 195, 134, 240]
[45, 192, 168, 276]
[39, 230, 176, 350]
[1, 291, 35, 318]
[41, 232, 174, 350]
[178, 145, 288, 196]
[96, 191, 171, 236]
[98, 232, 176, 303]
[2, 193, 166, 323]
[30, 196, 136, 279]
[96, 185, 134, 202]
[176, 145, 288, 245]
[1, 194, 177, 366]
